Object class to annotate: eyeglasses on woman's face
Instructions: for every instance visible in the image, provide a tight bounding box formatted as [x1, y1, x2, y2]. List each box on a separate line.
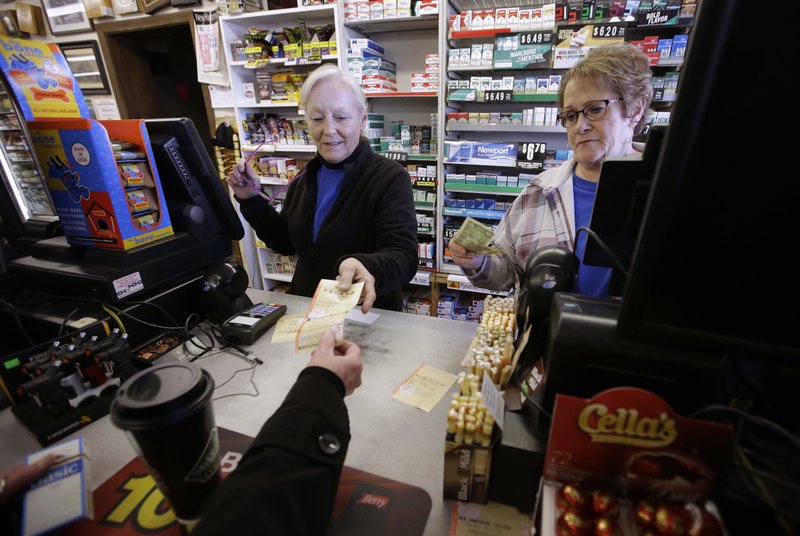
[557, 98, 623, 128]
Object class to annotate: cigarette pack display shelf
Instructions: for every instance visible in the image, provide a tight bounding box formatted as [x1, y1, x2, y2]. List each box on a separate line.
[378, 152, 438, 162]
[366, 92, 438, 98]
[410, 270, 432, 286]
[444, 184, 523, 195]
[441, 0, 570, 276]
[443, 160, 519, 169]
[445, 273, 511, 296]
[446, 124, 564, 133]
[442, 206, 505, 220]
[439, 0, 694, 286]
[343, 14, 439, 34]
[447, 92, 558, 103]
[340, 6, 441, 269]
[229, 54, 338, 68]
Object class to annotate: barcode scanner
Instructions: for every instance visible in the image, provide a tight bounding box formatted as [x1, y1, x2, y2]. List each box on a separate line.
[522, 246, 578, 326]
[512, 246, 578, 394]
[199, 260, 252, 324]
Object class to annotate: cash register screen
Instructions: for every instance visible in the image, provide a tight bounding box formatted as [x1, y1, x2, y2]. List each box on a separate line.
[145, 117, 244, 242]
[616, 0, 800, 361]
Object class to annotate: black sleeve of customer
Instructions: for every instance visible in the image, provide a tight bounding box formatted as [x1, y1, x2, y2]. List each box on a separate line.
[237, 189, 296, 255]
[193, 367, 349, 536]
[343, 159, 418, 296]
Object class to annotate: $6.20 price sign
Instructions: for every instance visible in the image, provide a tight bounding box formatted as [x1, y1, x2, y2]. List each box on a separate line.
[592, 23, 625, 39]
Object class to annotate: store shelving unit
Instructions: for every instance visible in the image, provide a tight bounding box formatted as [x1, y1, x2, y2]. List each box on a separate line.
[220, 3, 342, 289]
[218, 1, 691, 312]
[341, 11, 442, 282]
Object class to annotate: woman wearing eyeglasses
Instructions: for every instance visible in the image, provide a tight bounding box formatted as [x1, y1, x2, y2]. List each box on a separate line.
[450, 43, 653, 298]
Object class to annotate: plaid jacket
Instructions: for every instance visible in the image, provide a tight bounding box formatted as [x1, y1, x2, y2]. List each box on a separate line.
[464, 159, 577, 291]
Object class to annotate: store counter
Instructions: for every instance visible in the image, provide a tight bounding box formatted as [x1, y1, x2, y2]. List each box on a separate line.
[0, 288, 479, 535]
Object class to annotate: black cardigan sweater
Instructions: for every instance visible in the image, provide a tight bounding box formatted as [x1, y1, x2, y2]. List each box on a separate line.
[238, 138, 418, 311]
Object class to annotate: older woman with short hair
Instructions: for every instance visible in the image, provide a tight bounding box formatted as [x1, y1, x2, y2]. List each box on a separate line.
[227, 64, 418, 312]
[450, 43, 653, 298]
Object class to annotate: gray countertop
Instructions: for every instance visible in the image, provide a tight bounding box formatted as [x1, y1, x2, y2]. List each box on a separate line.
[1, 289, 479, 535]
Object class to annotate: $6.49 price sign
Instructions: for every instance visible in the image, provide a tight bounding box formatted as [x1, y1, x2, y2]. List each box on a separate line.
[517, 31, 551, 45]
[484, 90, 513, 103]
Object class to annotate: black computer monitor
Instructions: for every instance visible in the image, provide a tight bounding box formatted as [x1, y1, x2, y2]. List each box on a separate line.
[617, 0, 800, 362]
[583, 125, 667, 296]
[145, 117, 244, 241]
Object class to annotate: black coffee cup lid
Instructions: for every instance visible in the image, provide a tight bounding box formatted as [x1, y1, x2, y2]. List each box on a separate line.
[111, 362, 214, 430]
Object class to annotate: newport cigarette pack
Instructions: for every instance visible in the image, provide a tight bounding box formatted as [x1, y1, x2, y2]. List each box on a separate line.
[22, 437, 93, 536]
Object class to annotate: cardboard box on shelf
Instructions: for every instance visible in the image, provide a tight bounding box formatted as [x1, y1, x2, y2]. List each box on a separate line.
[28, 119, 174, 251]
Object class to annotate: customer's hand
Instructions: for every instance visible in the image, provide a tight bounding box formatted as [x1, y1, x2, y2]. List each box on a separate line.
[225, 160, 260, 200]
[0, 453, 60, 504]
[337, 258, 377, 314]
[309, 331, 363, 396]
[449, 240, 486, 271]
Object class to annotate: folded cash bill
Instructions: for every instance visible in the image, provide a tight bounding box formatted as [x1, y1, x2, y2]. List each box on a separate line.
[452, 217, 505, 255]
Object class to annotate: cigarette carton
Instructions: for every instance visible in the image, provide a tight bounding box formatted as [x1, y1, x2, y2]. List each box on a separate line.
[443, 435, 496, 503]
[22, 437, 93, 536]
[670, 33, 688, 57]
[348, 38, 384, 55]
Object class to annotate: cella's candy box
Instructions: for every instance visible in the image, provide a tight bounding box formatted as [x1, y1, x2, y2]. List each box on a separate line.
[22, 437, 93, 536]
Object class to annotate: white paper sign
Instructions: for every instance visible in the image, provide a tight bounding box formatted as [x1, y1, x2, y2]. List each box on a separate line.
[481, 370, 505, 430]
[208, 85, 234, 108]
[90, 98, 121, 120]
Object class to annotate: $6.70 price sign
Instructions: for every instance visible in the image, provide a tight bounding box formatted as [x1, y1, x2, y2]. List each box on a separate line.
[519, 141, 546, 161]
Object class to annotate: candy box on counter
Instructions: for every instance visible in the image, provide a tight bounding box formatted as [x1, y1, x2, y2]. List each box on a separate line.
[538, 387, 733, 536]
[27, 118, 173, 251]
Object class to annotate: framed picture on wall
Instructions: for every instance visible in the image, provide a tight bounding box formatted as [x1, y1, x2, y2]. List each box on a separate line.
[138, 0, 170, 14]
[41, 0, 93, 35]
[0, 10, 22, 37]
[110, 0, 140, 15]
[58, 40, 111, 95]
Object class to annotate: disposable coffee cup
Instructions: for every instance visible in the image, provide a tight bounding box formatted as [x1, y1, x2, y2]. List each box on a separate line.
[110, 362, 221, 525]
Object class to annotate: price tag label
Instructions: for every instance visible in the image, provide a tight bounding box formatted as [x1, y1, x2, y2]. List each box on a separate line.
[484, 90, 513, 103]
[592, 23, 625, 38]
[385, 151, 408, 162]
[518, 141, 546, 162]
[517, 31, 551, 45]
[113, 272, 144, 299]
